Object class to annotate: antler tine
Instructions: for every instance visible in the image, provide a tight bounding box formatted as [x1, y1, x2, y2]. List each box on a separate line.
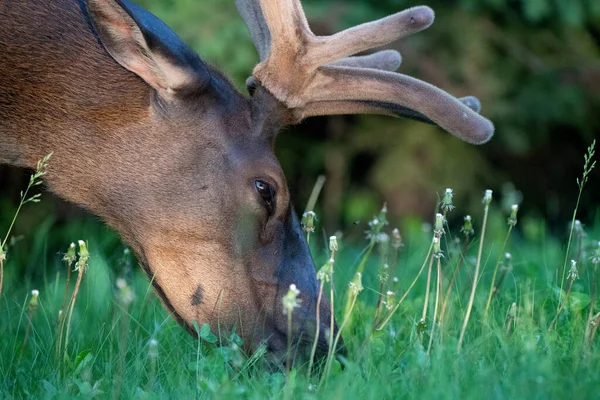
[306, 7, 434, 68]
[256, 0, 311, 54]
[236, 0, 404, 72]
[328, 50, 402, 72]
[305, 67, 493, 144]
[300, 96, 483, 128]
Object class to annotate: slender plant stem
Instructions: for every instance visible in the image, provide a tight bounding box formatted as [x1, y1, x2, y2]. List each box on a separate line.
[458, 203, 490, 353]
[303, 175, 326, 216]
[63, 263, 86, 363]
[427, 258, 442, 353]
[549, 278, 575, 331]
[484, 225, 514, 316]
[558, 191, 583, 311]
[373, 281, 385, 325]
[322, 294, 357, 386]
[585, 263, 598, 348]
[307, 282, 324, 377]
[286, 311, 293, 373]
[326, 270, 335, 367]
[506, 311, 515, 335]
[377, 241, 434, 331]
[17, 305, 35, 365]
[0, 259, 3, 300]
[388, 243, 401, 289]
[439, 236, 470, 333]
[55, 260, 74, 360]
[0, 183, 34, 299]
[589, 312, 600, 344]
[422, 255, 435, 321]
[342, 243, 374, 330]
[492, 266, 510, 299]
[1, 186, 32, 250]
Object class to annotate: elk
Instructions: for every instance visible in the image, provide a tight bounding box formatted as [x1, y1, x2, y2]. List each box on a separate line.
[0, 0, 493, 360]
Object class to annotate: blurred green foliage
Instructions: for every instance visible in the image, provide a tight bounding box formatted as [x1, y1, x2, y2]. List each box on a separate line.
[133, 0, 600, 230]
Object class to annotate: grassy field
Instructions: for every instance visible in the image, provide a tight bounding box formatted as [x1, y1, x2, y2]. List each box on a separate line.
[1, 145, 599, 399]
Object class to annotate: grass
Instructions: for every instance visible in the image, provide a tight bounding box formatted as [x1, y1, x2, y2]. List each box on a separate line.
[1, 145, 599, 399]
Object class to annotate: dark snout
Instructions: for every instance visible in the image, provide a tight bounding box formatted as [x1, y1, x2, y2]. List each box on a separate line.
[269, 208, 346, 361]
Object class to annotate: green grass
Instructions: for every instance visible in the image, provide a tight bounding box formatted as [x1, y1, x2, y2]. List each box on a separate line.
[1, 198, 599, 399]
[1, 143, 599, 400]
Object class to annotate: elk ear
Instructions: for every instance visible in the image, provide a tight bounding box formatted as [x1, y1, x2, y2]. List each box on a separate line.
[87, 0, 210, 96]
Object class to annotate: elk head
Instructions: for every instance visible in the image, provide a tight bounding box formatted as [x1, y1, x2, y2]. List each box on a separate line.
[0, 0, 493, 361]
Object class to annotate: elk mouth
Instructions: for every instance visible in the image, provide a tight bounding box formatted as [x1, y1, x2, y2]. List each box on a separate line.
[259, 320, 347, 369]
[137, 258, 346, 365]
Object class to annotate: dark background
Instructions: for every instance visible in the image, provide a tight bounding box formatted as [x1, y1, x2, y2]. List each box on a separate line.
[1, 0, 599, 238]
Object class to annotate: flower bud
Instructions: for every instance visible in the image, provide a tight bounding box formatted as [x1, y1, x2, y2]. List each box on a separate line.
[282, 284, 302, 315]
[508, 204, 519, 226]
[302, 211, 317, 234]
[329, 236, 339, 253]
[482, 189, 493, 206]
[461, 215, 474, 237]
[348, 272, 364, 296]
[434, 213, 444, 235]
[63, 242, 76, 265]
[441, 188, 455, 213]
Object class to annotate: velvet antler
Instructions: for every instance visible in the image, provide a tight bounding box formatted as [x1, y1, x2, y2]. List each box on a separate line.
[236, 0, 494, 144]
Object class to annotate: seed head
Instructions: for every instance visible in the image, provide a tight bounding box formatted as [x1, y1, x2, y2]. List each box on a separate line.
[301, 211, 317, 234]
[574, 220, 586, 238]
[433, 236, 443, 258]
[74, 240, 89, 272]
[391, 228, 403, 249]
[434, 213, 445, 235]
[116, 278, 135, 306]
[348, 272, 364, 296]
[567, 260, 579, 281]
[148, 338, 159, 359]
[77, 240, 89, 259]
[366, 204, 390, 242]
[28, 289, 40, 310]
[63, 242, 76, 265]
[282, 284, 301, 315]
[385, 291, 395, 310]
[591, 241, 600, 265]
[508, 204, 519, 226]
[329, 236, 339, 253]
[317, 258, 334, 283]
[461, 215, 474, 237]
[378, 263, 389, 283]
[482, 189, 493, 206]
[440, 188, 455, 213]
[416, 318, 427, 334]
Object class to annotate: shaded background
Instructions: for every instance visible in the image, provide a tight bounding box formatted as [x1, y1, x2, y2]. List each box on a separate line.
[1, 0, 599, 238]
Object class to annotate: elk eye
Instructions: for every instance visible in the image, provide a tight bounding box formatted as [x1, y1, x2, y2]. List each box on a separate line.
[255, 180, 276, 215]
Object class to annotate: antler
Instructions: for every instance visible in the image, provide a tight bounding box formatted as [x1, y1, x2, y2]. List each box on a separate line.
[236, 0, 494, 144]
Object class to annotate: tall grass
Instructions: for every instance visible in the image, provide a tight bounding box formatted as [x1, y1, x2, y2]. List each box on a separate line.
[0, 143, 598, 399]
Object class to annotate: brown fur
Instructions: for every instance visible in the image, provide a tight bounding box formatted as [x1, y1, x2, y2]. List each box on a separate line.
[0, 0, 335, 357]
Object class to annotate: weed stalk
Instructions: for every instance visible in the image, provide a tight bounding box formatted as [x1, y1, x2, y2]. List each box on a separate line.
[485, 204, 518, 316]
[558, 140, 595, 311]
[458, 190, 493, 353]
